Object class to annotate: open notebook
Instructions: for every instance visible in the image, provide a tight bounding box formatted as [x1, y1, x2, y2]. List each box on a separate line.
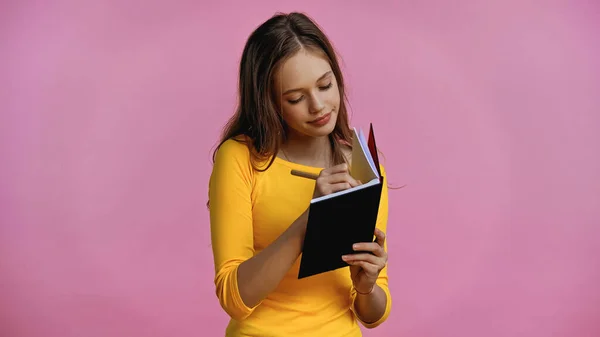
[298, 123, 384, 279]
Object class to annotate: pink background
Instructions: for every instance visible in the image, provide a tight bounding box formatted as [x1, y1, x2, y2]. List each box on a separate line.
[2, 1, 600, 336]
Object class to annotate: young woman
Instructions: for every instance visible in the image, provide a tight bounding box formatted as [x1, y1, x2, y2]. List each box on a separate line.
[208, 12, 391, 336]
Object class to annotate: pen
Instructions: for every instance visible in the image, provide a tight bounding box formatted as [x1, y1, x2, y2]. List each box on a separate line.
[290, 169, 319, 180]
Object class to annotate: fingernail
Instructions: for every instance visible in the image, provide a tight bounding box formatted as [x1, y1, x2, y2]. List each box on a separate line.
[353, 244, 359, 250]
[342, 255, 348, 260]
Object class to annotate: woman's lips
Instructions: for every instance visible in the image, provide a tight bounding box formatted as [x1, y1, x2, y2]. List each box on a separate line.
[308, 111, 332, 126]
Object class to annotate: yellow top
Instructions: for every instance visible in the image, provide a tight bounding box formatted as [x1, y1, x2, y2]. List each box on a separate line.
[209, 136, 392, 336]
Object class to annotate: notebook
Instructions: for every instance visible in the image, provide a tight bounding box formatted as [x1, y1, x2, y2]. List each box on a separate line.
[297, 123, 384, 279]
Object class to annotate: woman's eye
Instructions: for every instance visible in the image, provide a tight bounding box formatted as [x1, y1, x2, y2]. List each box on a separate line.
[319, 82, 332, 90]
[287, 83, 331, 104]
[288, 96, 304, 104]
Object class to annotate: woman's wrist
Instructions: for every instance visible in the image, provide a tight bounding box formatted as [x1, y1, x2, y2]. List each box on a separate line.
[354, 284, 375, 295]
[352, 284, 387, 324]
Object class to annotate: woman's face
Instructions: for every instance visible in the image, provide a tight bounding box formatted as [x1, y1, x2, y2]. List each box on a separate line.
[274, 49, 341, 140]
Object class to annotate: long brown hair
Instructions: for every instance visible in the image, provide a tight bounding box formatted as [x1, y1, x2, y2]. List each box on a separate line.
[211, 12, 353, 171]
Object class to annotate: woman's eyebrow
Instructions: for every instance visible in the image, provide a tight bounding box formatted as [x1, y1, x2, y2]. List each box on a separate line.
[282, 71, 333, 95]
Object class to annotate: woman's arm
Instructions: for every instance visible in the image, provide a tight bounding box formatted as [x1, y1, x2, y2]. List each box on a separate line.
[235, 209, 308, 308]
[344, 228, 391, 326]
[353, 284, 388, 323]
[210, 141, 358, 320]
[236, 162, 360, 307]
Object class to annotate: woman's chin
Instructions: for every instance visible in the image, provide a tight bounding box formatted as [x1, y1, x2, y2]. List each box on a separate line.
[304, 123, 336, 138]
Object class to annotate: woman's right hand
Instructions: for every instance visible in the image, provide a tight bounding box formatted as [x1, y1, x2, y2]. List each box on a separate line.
[313, 163, 361, 199]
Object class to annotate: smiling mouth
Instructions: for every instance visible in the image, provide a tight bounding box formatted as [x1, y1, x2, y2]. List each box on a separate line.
[309, 111, 332, 123]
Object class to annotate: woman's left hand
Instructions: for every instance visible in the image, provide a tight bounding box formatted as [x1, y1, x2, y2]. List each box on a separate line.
[342, 228, 388, 294]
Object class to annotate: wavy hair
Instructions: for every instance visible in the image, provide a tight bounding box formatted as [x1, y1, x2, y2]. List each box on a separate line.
[211, 12, 352, 171]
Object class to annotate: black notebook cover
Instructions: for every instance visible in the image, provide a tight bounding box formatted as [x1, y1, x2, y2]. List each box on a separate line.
[298, 124, 384, 279]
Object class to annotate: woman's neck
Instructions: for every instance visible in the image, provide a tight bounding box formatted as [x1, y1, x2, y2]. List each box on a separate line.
[280, 133, 332, 168]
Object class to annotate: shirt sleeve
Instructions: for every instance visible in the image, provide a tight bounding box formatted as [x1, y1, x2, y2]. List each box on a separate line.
[350, 164, 392, 328]
[208, 138, 259, 321]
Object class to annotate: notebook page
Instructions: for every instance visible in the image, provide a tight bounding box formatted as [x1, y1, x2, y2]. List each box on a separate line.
[351, 128, 378, 183]
[357, 129, 379, 179]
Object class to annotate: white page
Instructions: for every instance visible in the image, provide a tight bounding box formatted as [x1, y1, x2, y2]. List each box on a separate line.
[350, 128, 378, 182]
[357, 129, 379, 178]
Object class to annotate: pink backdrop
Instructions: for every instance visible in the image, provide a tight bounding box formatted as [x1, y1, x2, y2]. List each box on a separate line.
[2, 1, 599, 336]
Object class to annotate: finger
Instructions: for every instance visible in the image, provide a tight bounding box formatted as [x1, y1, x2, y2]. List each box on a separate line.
[324, 172, 360, 187]
[342, 253, 382, 266]
[344, 260, 379, 275]
[352, 242, 385, 257]
[326, 182, 353, 194]
[322, 163, 349, 175]
[374, 228, 386, 248]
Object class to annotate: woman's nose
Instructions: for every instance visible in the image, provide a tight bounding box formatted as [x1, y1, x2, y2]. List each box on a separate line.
[309, 94, 325, 114]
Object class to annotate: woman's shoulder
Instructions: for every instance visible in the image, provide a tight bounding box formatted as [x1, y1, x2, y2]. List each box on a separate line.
[212, 135, 256, 169]
[215, 134, 254, 157]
